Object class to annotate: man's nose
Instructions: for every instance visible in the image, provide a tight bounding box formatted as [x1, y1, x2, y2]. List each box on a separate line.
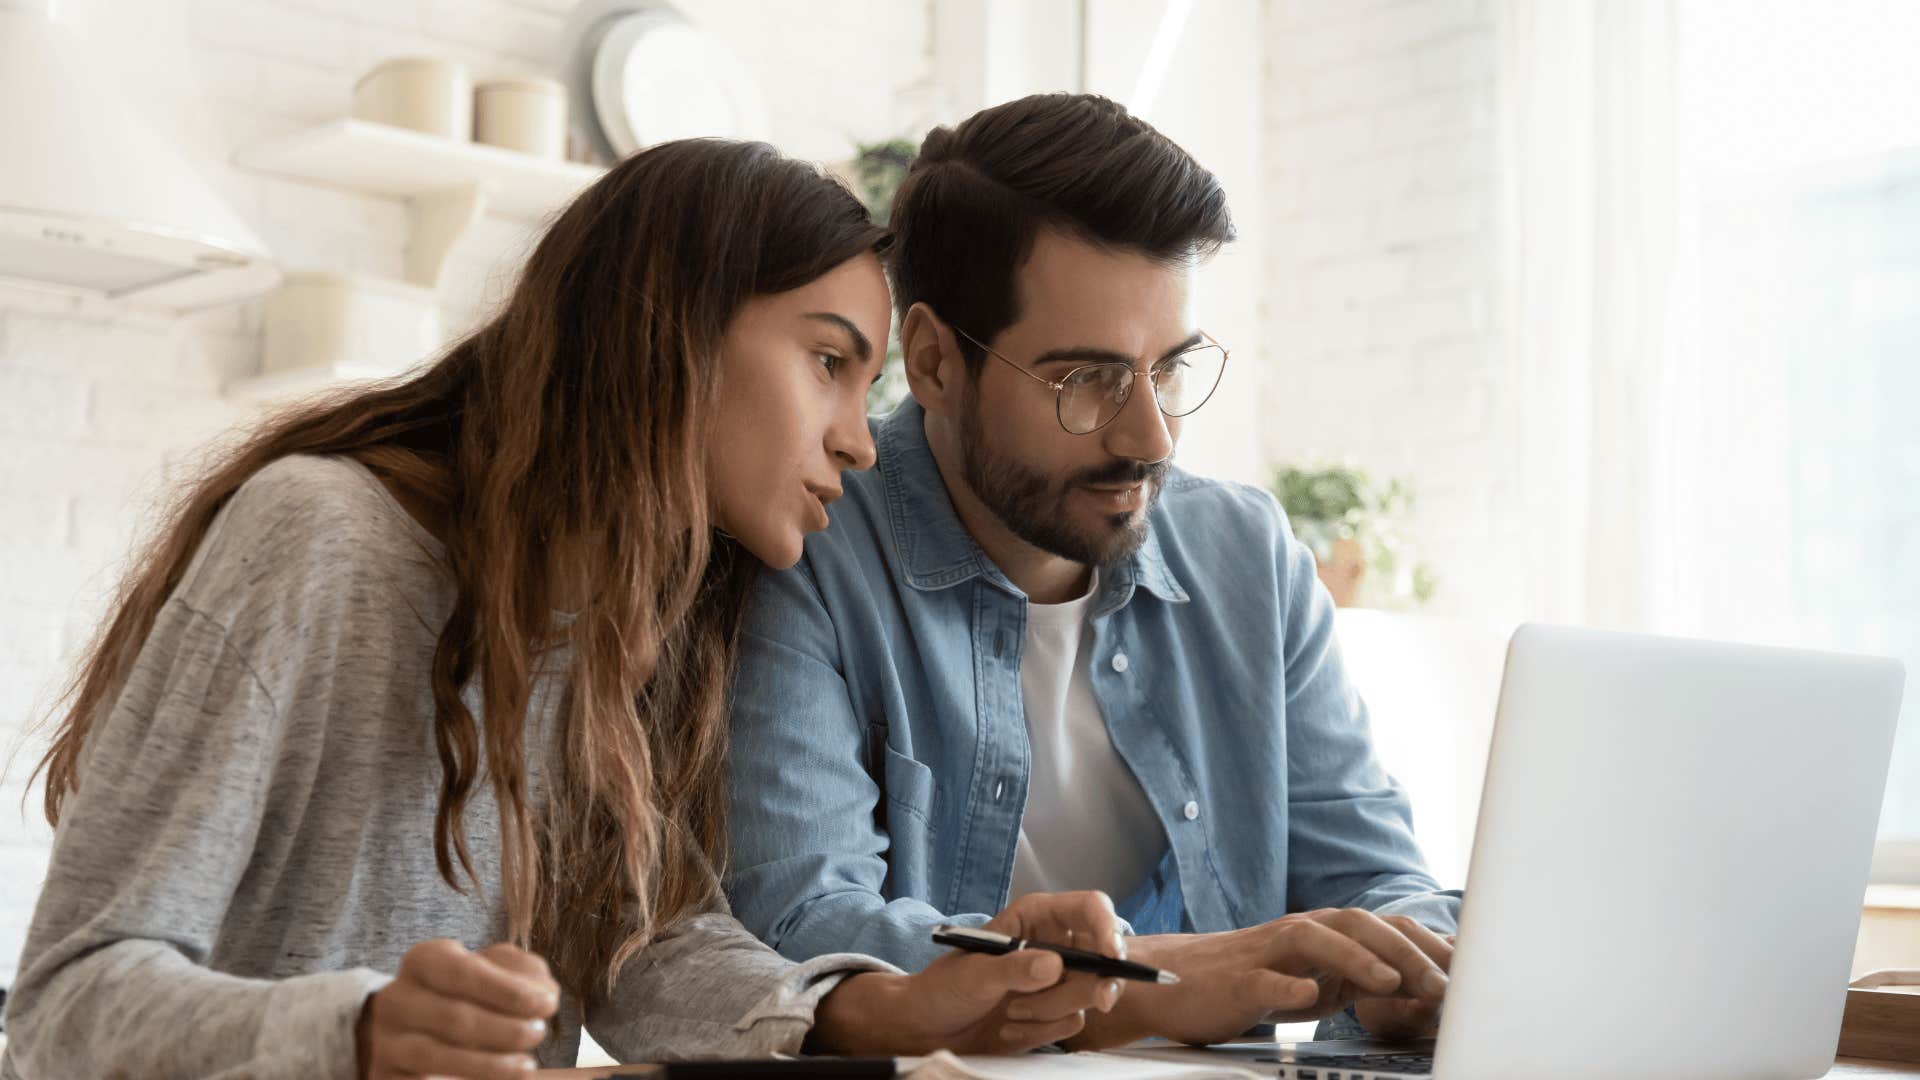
[1101, 369, 1175, 464]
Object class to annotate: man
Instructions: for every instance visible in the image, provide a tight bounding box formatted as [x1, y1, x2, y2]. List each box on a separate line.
[725, 93, 1460, 1048]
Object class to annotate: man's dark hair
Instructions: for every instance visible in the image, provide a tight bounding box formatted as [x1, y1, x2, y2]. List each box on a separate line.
[886, 93, 1236, 373]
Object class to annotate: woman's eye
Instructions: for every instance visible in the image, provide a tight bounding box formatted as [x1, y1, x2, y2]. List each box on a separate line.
[814, 352, 843, 376]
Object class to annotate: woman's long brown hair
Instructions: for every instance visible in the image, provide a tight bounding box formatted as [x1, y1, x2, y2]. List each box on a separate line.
[30, 139, 888, 1001]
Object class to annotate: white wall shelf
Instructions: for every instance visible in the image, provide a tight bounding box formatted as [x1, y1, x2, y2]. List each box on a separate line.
[237, 118, 603, 225]
[227, 119, 605, 402]
[236, 118, 604, 291]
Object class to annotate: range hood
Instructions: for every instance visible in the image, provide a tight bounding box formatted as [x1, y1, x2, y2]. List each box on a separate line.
[0, 0, 278, 312]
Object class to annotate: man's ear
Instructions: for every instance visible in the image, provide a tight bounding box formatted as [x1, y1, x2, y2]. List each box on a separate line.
[901, 302, 964, 418]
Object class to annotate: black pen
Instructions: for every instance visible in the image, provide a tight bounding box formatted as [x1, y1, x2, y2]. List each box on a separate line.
[931, 924, 1180, 985]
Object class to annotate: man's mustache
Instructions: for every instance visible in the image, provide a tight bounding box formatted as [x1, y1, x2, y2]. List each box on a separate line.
[1072, 459, 1171, 489]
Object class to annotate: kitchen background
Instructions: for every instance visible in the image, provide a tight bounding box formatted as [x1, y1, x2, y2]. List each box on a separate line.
[2, 0, 1915, 997]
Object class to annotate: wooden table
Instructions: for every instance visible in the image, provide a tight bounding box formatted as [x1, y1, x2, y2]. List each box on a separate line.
[537, 1051, 1920, 1077]
[535, 1013, 1920, 1076]
[1831, 1060, 1920, 1078]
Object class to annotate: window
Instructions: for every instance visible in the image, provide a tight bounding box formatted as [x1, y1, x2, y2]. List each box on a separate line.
[1682, 0, 1920, 880]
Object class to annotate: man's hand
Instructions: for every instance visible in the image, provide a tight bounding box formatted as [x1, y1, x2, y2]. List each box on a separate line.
[1067, 909, 1452, 1049]
[1353, 929, 1455, 1040]
[807, 891, 1127, 1055]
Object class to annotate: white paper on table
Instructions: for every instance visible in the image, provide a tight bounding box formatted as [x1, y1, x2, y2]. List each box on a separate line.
[900, 1048, 1263, 1079]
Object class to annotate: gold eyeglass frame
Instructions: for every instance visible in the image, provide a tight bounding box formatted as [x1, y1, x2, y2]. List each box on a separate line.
[949, 324, 1231, 435]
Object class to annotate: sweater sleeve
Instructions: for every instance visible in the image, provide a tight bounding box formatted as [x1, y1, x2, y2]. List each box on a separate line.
[1, 599, 388, 1080]
[586, 901, 899, 1063]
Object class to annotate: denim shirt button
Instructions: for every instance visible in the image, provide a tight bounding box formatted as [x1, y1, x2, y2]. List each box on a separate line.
[1111, 652, 1130, 673]
[993, 779, 1006, 801]
[1182, 800, 1200, 821]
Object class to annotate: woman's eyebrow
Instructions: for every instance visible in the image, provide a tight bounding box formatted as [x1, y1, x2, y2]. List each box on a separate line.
[803, 312, 873, 364]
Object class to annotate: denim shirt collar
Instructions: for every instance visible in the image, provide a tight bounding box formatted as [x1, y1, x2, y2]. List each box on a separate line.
[873, 399, 1189, 607]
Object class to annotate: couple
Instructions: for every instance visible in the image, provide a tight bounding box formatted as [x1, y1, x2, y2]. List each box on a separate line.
[2, 93, 1457, 1079]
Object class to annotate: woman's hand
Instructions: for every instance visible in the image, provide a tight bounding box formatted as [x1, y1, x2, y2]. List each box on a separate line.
[357, 939, 560, 1080]
[808, 890, 1129, 1055]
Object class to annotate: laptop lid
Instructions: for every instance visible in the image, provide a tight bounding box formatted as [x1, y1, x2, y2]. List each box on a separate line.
[1433, 623, 1904, 1079]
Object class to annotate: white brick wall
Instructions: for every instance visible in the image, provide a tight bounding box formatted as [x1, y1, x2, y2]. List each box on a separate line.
[1262, 0, 1521, 619]
[0, 0, 933, 991]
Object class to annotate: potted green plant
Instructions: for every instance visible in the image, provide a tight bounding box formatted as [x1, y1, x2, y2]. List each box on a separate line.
[849, 136, 916, 223]
[1271, 463, 1438, 609]
[845, 137, 917, 413]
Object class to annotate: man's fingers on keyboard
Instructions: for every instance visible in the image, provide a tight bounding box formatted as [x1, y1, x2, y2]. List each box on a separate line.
[1266, 917, 1405, 995]
[1239, 968, 1322, 1013]
[1383, 917, 1454, 975]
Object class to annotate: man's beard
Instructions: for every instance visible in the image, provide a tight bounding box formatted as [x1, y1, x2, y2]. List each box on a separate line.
[959, 387, 1170, 566]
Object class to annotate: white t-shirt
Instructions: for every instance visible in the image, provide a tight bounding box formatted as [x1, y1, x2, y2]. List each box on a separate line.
[1009, 572, 1166, 902]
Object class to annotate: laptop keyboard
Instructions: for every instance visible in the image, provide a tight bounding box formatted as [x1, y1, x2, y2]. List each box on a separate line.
[1259, 1050, 1437, 1078]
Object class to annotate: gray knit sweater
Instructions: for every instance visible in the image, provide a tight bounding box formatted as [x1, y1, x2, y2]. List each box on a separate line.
[1, 455, 888, 1079]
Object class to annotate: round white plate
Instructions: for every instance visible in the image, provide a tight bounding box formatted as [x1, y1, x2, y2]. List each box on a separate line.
[588, 7, 767, 157]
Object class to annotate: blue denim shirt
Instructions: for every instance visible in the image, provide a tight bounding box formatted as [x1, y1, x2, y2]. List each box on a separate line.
[724, 399, 1459, 975]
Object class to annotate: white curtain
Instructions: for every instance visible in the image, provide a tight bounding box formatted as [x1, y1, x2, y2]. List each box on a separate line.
[1495, 0, 1695, 632]
[1495, 0, 1920, 870]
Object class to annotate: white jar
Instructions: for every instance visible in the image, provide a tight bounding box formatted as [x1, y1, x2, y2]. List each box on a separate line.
[473, 76, 567, 158]
[353, 57, 471, 140]
[263, 271, 441, 380]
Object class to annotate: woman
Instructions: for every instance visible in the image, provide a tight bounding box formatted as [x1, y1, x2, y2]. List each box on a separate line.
[2, 139, 1124, 1080]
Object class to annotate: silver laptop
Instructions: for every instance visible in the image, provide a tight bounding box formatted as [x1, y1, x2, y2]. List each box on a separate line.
[1269, 623, 1906, 1080]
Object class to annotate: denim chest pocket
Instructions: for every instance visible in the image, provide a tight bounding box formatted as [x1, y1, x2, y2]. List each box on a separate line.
[881, 745, 937, 830]
[879, 744, 938, 896]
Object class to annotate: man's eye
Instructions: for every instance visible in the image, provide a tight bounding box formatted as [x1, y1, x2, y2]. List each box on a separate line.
[815, 352, 842, 375]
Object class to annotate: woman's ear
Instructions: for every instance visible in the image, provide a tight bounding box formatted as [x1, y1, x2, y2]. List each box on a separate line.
[900, 302, 962, 418]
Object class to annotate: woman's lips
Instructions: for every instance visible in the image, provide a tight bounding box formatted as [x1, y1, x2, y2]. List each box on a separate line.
[804, 485, 839, 529]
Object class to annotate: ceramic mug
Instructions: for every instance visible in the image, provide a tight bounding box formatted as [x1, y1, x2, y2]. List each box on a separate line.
[473, 76, 568, 158]
[353, 57, 472, 139]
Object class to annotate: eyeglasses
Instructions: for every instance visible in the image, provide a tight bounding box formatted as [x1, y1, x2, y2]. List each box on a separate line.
[950, 325, 1230, 435]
